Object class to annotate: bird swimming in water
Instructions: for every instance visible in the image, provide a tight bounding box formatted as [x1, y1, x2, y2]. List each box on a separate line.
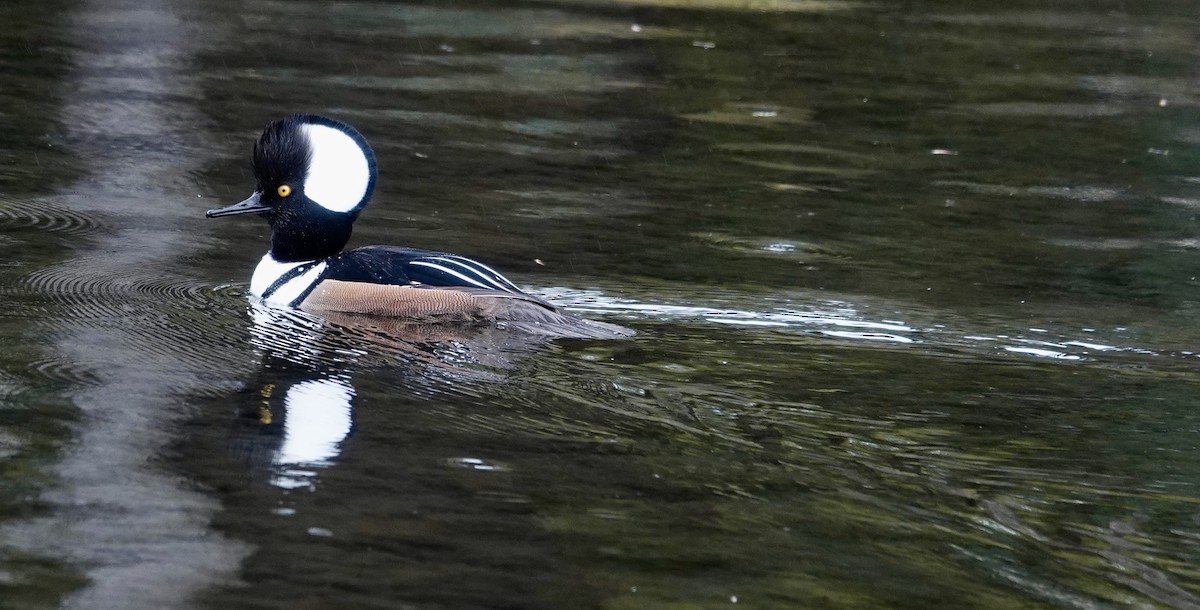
[206, 114, 632, 339]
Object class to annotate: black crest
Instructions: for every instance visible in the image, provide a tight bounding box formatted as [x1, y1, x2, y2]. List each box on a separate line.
[251, 115, 311, 192]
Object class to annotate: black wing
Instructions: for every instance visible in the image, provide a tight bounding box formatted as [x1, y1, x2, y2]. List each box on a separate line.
[324, 245, 531, 296]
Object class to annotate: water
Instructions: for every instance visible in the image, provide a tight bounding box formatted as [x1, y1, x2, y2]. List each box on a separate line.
[2, 0, 1200, 607]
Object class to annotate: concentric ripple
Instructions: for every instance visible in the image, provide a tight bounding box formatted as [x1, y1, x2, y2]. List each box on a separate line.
[18, 262, 254, 374]
[27, 357, 102, 388]
[24, 265, 231, 311]
[0, 196, 108, 235]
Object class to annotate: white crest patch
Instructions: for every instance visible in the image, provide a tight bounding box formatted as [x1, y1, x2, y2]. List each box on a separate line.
[301, 122, 371, 213]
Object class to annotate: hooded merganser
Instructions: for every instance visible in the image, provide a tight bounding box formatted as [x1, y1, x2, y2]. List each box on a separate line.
[207, 114, 632, 338]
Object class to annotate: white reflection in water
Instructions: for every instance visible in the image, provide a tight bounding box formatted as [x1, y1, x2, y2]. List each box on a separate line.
[1002, 347, 1084, 361]
[271, 377, 355, 490]
[1062, 340, 1117, 351]
[241, 300, 566, 491]
[821, 330, 915, 343]
[247, 305, 356, 490]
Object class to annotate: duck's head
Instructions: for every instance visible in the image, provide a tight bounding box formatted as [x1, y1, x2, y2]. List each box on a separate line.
[207, 114, 377, 262]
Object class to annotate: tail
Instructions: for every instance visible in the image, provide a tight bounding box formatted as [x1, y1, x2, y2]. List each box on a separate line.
[473, 292, 636, 339]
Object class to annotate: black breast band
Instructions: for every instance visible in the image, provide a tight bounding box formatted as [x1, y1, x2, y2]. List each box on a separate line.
[262, 261, 322, 305]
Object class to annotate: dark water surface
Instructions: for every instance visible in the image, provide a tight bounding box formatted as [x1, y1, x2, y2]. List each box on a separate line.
[3, 0, 1200, 608]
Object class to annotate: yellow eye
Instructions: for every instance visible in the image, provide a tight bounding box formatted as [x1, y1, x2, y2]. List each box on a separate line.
[277, 184, 293, 197]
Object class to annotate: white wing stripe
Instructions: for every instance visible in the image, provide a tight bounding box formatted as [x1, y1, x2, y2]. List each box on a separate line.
[434, 257, 509, 290]
[452, 256, 521, 291]
[408, 261, 493, 289]
[429, 256, 519, 292]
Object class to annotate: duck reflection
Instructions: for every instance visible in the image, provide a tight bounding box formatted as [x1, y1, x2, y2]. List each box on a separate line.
[254, 375, 355, 489]
[230, 304, 560, 489]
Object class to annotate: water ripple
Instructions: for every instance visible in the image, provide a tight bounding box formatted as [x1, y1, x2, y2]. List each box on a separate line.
[541, 287, 917, 340]
[541, 287, 1196, 369]
[24, 266, 230, 313]
[19, 265, 251, 374]
[28, 357, 102, 388]
[934, 180, 1124, 202]
[0, 196, 108, 235]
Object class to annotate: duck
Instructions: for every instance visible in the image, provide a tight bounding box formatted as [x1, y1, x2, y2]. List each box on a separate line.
[206, 114, 632, 339]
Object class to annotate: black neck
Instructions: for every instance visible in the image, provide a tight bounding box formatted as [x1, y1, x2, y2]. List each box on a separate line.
[269, 214, 354, 262]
